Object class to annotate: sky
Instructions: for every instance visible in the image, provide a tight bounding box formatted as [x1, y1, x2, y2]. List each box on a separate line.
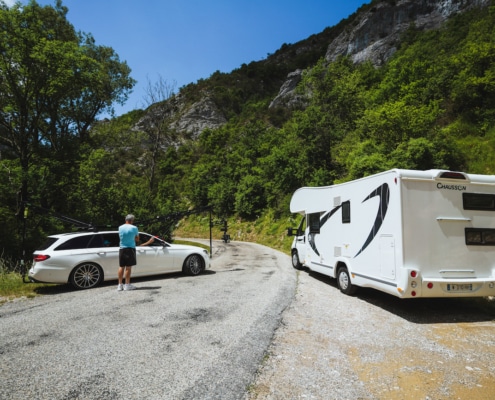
[5, 0, 371, 116]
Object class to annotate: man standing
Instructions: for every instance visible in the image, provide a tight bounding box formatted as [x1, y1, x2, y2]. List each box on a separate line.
[117, 214, 139, 291]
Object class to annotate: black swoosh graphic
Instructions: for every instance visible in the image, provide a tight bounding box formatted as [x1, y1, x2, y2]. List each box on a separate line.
[354, 183, 390, 257]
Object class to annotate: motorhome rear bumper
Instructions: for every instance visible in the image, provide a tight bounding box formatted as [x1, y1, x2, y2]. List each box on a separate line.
[400, 278, 495, 298]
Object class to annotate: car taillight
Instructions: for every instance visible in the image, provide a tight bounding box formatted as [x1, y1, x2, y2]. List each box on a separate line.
[33, 254, 50, 262]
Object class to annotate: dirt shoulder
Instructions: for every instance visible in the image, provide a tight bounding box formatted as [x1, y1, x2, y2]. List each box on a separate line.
[245, 269, 495, 400]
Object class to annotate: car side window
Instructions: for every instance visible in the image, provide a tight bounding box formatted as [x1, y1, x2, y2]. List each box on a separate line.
[55, 235, 94, 250]
[101, 233, 120, 247]
[87, 234, 103, 248]
[139, 233, 163, 247]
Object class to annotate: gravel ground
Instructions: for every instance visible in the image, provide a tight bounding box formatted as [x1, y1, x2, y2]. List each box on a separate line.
[245, 268, 495, 400]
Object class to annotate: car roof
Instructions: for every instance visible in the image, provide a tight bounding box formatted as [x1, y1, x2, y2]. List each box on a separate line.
[49, 231, 119, 238]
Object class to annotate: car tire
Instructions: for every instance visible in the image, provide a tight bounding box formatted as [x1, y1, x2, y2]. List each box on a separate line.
[337, 266, 357, 295]
[69, 262, 103, 290]
[183, 254, 204, 276]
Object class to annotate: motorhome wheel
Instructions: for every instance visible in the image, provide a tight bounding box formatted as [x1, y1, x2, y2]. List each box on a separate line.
[291, 251, 302, 270]
[337, 267, 357, 295]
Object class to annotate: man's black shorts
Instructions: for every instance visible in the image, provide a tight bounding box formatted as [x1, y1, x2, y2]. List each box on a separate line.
[119, 248, 137, 267]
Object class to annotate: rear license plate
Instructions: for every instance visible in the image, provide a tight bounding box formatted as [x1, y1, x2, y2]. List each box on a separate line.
[447, 284, 473, 292]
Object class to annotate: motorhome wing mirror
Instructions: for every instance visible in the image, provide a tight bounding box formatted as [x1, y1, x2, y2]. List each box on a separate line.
[287, 228, 294, 236]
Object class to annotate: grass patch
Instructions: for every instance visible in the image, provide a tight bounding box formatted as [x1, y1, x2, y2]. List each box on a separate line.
[174, 239, 210, 251]
[174, 209, 297, 254]
[0, 272, 53, 303]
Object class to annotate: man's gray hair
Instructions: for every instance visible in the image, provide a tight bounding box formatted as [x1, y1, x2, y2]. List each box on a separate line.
[125, 214, 135, 222]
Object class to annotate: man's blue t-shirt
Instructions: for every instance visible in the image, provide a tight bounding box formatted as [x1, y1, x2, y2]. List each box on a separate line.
[119, 224, 139, 248]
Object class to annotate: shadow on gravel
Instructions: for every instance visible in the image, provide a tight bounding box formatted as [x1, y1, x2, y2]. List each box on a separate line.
[307, 270, 495, 324]
[34, 270, 217, 296]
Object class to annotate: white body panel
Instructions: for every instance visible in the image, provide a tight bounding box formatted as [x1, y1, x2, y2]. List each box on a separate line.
[290, 169, 495, 298]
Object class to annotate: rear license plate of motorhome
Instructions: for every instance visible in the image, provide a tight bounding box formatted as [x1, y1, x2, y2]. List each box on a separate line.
[447, 284, 472, 292]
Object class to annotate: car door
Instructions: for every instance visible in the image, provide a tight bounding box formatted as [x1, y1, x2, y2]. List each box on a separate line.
[135, 234, 176, 275]
[88, 233, 120, 279]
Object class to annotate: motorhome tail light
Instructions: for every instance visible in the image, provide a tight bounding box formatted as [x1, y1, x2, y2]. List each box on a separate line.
[427, 282, 434, 289]
[33, 254, 50, 262]
[410, 270, 417, 278]
[411, 291, 417, 297]
[489, 282, 495, 289]
[411, 281, 417, 288]
[439, 171, 466, 180]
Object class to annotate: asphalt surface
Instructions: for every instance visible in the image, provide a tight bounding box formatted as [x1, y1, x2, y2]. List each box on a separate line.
[0, 240, 296, 400]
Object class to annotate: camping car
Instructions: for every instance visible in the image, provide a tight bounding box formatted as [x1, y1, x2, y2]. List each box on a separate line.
[288, 169, 495, 298]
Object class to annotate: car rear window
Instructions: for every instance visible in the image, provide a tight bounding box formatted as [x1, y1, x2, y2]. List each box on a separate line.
[55, 235, 94, 251]
[36, 237, 59, 251]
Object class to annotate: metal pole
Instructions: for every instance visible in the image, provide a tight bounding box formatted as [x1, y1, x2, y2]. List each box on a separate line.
[21, 204, 28, 282]
[209, 209, 213, 257]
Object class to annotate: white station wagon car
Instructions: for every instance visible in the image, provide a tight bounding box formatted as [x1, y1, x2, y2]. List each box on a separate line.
[29, 231, 211, 290]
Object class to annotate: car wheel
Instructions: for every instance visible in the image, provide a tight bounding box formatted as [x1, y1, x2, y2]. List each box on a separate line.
[337, 266, 357, 295]
[69, 262, 103, 290]
[183, 254, 204, 276]
[291, 251, 303, 270]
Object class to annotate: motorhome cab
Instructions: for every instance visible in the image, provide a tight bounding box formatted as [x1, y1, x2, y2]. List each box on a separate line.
[288, 169, 495, 298]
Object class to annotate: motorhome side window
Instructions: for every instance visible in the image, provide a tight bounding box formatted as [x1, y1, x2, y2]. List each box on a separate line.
[308, 213, 320, 234]
[463, 193, 495, 211]
[342, 201, 351, 223]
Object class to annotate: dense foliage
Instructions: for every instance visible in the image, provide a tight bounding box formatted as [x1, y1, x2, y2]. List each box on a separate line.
[2, 1, 495, 263]
[0, 0, 135, 260]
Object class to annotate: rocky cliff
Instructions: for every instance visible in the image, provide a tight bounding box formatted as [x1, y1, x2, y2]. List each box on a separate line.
[325, 0, 490, 66]
[270, 0, 490, 108]
[137, 0, 490, 138]
[134, 93, 226, 142]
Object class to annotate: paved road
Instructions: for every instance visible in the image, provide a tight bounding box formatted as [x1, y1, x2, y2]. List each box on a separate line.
[0, 240, 295, 400]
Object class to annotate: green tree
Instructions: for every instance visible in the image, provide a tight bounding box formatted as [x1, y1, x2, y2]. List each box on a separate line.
[0, 0, 135, 259]
[141, 75, 178, 193]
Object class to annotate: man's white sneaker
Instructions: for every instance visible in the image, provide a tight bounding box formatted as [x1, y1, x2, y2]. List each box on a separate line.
[117, 284, 123, 291]
[124, 284, 136, 291]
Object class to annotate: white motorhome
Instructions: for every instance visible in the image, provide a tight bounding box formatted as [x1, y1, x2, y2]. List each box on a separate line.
[288, 169, 495, 298]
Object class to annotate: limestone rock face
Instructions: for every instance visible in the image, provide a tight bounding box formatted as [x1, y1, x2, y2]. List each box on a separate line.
[270, 0, 489, 109]
[135, 93, 226, 143]
[170, 96, 227, 139]
[269, 69, 306, 109]
[325, 0, 490, 66]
